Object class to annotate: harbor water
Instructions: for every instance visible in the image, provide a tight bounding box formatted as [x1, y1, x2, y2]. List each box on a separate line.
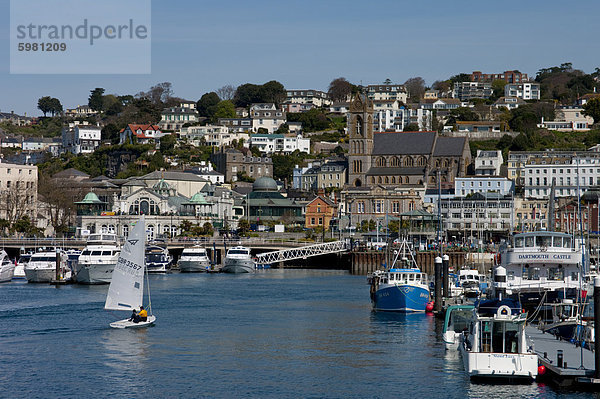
[0, 270, 594, 398]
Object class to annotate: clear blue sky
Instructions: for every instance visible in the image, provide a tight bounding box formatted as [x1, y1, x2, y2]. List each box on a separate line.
[0, 0, 599, 116]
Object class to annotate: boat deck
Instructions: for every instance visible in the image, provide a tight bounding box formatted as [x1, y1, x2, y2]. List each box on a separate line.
[525, 325, 600, 387]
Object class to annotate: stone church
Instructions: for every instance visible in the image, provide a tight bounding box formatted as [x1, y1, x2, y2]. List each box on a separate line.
[347, 94, 471, 190]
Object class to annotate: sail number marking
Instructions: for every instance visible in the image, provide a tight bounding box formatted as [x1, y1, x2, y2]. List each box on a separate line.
[115, 257, 142, 275]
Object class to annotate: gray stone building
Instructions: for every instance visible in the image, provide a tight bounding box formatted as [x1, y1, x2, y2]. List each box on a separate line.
[346, 94, 471, 191]
[210, 148, 273, 182]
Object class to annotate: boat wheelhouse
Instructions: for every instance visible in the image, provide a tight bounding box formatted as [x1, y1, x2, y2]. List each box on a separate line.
[443, 304, 474, 349]
[497, 231, 582, 307]
[459, 299, 538, 381]
[367, 239, 430, 312]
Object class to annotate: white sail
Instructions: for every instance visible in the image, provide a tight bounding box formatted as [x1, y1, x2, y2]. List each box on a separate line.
[104, 218, 146, 311]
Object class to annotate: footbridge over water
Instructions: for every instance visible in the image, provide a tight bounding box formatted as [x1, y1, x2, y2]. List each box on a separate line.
[254, 240, 348, 266]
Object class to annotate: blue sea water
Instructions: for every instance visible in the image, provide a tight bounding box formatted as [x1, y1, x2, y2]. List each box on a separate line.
[0, 270, 594, 398]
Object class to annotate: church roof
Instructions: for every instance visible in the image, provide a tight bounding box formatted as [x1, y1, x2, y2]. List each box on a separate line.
[372, 132, 435, 155]
[433, 137, 467, 157]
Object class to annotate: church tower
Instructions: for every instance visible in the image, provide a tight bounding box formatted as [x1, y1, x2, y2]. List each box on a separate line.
[347, 94, 374, 187]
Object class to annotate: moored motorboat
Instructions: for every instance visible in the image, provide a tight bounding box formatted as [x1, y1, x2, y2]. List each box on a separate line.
[0, 251, 16, 283]
[222, 246, 254, 273]
[13, 253, 30, 279]
[178, 245, 210, 272]
[458, 298, 538, 381]
[367, 239, 430, 312]
[443, 304, 474, 349]
[145, 245, 171, 273]
[74, 233, 120, 284]
[458, 269, 485, 298]
[24, 251, 69, 283]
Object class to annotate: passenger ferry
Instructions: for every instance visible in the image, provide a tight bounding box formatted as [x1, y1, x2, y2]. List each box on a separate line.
[74, 233, 120, 284]
[367, 239, 430, 312]
[495, 231, 583, 309]
[458, 298, 538, 381]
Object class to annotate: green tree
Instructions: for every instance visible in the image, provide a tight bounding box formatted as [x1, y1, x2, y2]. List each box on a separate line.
[212, 100, 236, 122]
[448, 107, 479, 123]
[49, 98, 63, 116]
[261, 80, 286, 105]
[197, 92, 220, 118]
[88, 88, 105, 112]
[101, 123, 120, 144]
[234, 83, 262, 107]
[37, 96, 53, 117]
[403, 123, 420, 132]
[102, 94, 123, 115]
[328, 77, 353, 102]
[201, 222, 214, 236]
[404, 77, 426, 101]
[275, 123, 289, 133]
[583, 98, 600, 124]
[491, 79, 507, 100]
[237, 219, 250, 236]
[159, 133, 177, 154]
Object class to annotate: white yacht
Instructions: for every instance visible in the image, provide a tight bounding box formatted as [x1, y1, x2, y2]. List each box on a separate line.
[0, 251, 15, 283]
[178, 246, 210, 272]
[74, 233, 120, 284]
[145, 245, 171, 273]
[496, 231, 582, 309]
[459, 298, 538, 381]
[458, 269, 484, 298]
[24, 251, 69, 283]
[223, 246, 255, 273]
[13, 253, 30, 279]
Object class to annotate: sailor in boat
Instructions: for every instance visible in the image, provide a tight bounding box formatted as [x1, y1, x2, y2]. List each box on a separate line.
[128, 306, 148, 323]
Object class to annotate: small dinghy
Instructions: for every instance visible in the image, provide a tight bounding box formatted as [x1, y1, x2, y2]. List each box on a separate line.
[104, 217, 156, 329]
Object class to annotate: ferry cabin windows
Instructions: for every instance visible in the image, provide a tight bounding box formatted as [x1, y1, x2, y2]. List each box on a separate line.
[548, 268, 564, 281]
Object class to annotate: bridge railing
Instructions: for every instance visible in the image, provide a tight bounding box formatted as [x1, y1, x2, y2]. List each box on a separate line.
[255, 240, 348, 265]
[0, 236, 329, 249]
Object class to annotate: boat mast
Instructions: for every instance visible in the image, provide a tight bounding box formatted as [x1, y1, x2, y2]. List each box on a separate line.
[548, 178, 556, 232]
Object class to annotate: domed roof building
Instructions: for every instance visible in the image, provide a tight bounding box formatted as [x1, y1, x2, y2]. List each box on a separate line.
[253, 176, 278, 192]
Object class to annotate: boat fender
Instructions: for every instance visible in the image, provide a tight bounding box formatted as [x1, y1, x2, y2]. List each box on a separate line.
[425, 301, 434, 313]
[537, 365, 546, 376]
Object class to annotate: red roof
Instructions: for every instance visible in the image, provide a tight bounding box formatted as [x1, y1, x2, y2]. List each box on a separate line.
[120, 124, 162, 139]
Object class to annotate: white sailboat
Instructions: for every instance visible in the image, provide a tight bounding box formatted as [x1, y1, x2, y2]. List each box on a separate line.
[104, 218, 156, 329]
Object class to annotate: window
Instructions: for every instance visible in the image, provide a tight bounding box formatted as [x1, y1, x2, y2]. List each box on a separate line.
[357, 202, 365, 213]
[311, 218, 315, 225]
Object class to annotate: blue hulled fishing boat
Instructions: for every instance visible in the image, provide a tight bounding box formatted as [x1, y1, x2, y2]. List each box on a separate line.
[367, 239, 430, 312]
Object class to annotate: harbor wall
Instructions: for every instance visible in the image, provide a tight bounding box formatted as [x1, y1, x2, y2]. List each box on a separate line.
[351, 251, 482, 275]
